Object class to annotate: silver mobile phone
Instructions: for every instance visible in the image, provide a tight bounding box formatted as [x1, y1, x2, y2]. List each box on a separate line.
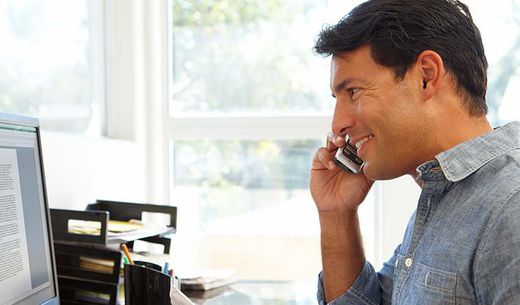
[335, 140, 364, 174]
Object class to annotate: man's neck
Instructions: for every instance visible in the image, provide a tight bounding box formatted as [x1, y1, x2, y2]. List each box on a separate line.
[435, 116, 492, 153]
[409, 115, 492, 187]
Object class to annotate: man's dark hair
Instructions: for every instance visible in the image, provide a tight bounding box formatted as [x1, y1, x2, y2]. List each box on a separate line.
[314, 0, 488, 116]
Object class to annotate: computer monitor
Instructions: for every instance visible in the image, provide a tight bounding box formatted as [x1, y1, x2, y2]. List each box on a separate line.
[0, 113, 59, 305]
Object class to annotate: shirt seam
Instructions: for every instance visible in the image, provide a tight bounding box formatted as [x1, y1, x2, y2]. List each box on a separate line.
[473, 185, 520, 304]
[349, 286, 378, 305]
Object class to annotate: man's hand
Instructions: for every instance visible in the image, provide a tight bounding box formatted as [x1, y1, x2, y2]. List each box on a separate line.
[310, 132, 374, 213]
[311, 133, 374, 302]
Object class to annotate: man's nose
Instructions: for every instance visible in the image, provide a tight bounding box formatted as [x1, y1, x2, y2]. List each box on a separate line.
[331, 99, 355, 137]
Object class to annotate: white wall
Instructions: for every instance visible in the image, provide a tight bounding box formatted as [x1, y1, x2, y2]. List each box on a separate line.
[37, 0, 154, 211]
[41, 131, 146, 210]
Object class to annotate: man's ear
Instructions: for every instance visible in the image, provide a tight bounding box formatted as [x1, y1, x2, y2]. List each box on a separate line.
[416, 50, 445, 100]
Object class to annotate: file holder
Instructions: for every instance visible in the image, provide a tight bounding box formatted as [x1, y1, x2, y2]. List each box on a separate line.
[53, 243, 122, 305]
[124, 261, 171, 305]
[87, 199, 177, 253]
[51, 209, 109, 245]
[50, 200, 178, 305]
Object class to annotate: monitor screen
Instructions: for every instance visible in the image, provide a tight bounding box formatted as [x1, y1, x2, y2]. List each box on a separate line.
[0, 113, 59, 305]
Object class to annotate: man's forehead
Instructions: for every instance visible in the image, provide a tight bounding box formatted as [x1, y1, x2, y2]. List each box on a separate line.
[330, 53, 366, 82]
[330, 54, 358, 85]
[331, 53, 354, 70]
[333, 53, 353, 62]
[329, 48, 382, 93]
[330, 54, 350, 77]
[330, 45, 388, 80]
[331, 45, 373, 67]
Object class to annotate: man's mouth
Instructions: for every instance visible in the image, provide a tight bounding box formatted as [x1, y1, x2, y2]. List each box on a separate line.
[353, 135, 374, 152]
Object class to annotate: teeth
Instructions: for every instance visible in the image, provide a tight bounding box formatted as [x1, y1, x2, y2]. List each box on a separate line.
[354, 135, 373, 149]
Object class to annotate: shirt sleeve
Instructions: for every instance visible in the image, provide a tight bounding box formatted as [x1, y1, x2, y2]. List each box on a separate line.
[474, 190, 520, 305]
[317, 246, 399, 305]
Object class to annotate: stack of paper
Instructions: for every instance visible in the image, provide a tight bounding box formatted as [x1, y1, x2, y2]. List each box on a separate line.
[180, 269, 236, 291]
[79, 257, 115, 274]
[107, 220, 144, 233]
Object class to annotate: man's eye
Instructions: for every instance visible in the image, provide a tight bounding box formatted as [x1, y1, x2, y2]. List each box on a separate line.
[347, 88, 360, 96]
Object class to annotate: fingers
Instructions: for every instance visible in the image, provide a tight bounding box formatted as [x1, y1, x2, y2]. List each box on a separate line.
[314, 132, 347, 170]
[326, 132, 346, 151]
[312, 147, 337, 170]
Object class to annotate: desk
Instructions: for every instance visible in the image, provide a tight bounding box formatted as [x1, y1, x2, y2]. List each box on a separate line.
[184, 280, 316, 305]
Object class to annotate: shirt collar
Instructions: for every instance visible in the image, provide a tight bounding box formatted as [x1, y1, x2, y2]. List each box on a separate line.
[432, 121, 520, 182]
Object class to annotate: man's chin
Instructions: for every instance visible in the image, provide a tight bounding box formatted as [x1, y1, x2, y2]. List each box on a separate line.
[363, 163, 403, 181]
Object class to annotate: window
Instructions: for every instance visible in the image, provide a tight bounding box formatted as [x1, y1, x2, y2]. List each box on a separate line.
[166, 0, 520, 280]
[0, 0, 104, 134]
[172, 139, 321, 235]
[170, 0, 341, 114]
[168, 0, 366, 280]
[469, 0, 520, 125]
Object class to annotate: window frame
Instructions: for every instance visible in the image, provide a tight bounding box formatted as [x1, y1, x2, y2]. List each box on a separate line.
[111, 0, 520, 274]
[137, 0, 414, 270]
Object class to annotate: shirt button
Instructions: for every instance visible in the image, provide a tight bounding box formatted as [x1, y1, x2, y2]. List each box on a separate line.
[405, 258, 413, 268]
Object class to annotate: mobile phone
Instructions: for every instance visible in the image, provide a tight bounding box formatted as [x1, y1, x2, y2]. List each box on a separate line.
[334, 140, 364, 174]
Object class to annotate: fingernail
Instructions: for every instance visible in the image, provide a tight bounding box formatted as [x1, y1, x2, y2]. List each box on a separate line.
[327, 131, 334, 142]
[328, 161, 336, 169]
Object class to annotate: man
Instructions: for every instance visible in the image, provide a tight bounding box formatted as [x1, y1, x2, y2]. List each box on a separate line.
[310, 0, 520, 304]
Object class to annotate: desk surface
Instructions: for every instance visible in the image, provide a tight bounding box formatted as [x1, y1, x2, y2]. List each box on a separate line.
[184, 280, 316, 305]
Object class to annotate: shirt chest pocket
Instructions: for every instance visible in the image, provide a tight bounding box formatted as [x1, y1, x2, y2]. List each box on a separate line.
[402, 262, 458, 305]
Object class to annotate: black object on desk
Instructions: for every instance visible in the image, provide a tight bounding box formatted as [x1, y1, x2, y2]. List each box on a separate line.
[51, 208, 110, 245]
[124, 261, 171, 305]
[54, 243, 122, 305]
[50, 200, 177, 305]
[87, 199, 177, 253]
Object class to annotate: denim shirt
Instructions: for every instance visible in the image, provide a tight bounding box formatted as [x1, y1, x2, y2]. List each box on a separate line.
[317, 121, 520, 305]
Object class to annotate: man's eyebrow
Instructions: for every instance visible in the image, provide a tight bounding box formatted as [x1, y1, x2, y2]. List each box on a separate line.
[331, 78, 355, 98]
